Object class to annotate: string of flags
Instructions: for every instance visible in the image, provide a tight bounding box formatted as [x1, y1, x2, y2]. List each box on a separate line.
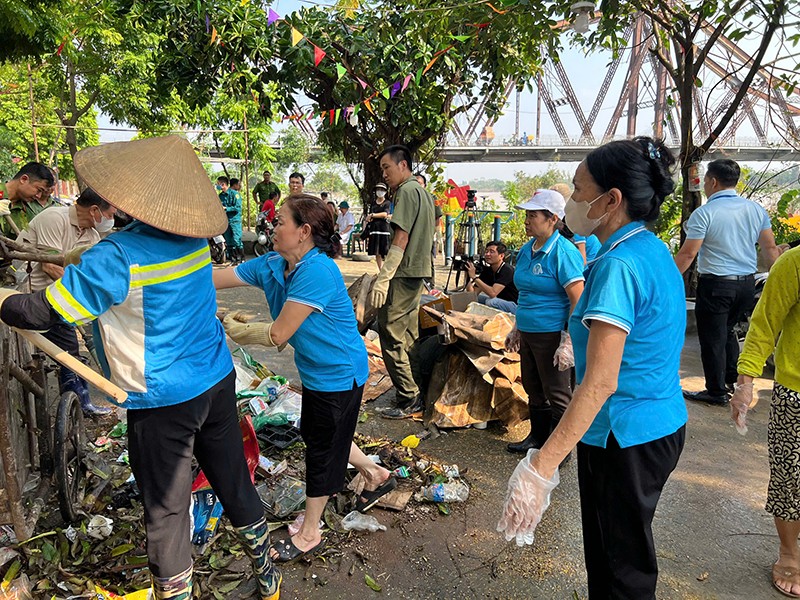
[243, 5, 498, 125]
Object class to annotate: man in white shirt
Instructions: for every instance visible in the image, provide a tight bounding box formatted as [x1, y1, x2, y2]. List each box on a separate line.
[337, 201, 355, 246]
[18, 187, 116, 415]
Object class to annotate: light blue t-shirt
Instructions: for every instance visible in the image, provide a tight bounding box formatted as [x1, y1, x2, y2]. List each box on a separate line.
[514, 231, 585, 333]
[684, 190, 771, 276]
[45, 222, 233, 409]
[569, 221, 687, 449]
[573, 233, 601, 263]
[235, 249, 369, 392]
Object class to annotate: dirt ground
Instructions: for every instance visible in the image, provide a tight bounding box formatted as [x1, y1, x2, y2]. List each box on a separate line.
[208, 254, 783, 600]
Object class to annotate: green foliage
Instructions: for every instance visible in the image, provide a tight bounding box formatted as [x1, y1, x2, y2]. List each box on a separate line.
[771, 189, 800, 246]
[0, 0, 66, 60]
[0, 64, 98, 178]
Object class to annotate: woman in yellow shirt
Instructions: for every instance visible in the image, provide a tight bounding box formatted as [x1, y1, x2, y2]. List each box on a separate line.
[734, 246, 800, 598]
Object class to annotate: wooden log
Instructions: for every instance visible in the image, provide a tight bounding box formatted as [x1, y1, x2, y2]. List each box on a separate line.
[0, 234, 64, 265]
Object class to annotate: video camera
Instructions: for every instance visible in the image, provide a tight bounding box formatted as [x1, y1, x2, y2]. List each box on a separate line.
[451, 253, 485, 275]
[465, 189, 478, 210]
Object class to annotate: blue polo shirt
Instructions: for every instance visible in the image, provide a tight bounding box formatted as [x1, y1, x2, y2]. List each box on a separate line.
[235, 249, 369, 392]
[514, 231, 584, 333]
[684, 190, 771, 275]
[569, 221, 687, 449]
[573, 234, 601, 263]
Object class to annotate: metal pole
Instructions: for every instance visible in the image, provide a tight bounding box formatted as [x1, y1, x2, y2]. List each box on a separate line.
[445, 215, 454, 264]
[492, 216, 501, 242]
[467, 212, 477, 256]
[243, 112, 251, 230]
[515, 89, 521, 140]
[27, 64, 40, 162]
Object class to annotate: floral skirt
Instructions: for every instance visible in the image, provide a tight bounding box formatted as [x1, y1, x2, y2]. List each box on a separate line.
[767, 383, 800, 521]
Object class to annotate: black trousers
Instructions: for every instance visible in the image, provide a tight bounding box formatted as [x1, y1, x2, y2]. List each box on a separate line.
[578, 426, 685, 600]
[127, 369, 263, 578]
[300, 381, 364, 497]
[695, 275, 755, 396]
[518, 330, 572, 421]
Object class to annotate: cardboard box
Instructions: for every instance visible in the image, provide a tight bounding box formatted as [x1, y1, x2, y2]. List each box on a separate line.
[418, 291, 477, 329]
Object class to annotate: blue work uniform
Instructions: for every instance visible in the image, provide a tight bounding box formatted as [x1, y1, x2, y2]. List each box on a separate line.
[514, 230, 585, 333]
[220, 189, 243, 251]
[573, 233, 602, 263]
[235, 248, 369, 392]
[569, 221, 687, 448]
[44, 221, 232, 409]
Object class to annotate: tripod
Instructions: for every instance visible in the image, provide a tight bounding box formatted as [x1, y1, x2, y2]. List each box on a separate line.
[444, 200, 484, 292]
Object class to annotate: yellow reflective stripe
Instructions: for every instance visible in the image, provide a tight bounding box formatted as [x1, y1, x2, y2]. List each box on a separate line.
[45, 280, 95, 325]
[130, 247, 211, 288]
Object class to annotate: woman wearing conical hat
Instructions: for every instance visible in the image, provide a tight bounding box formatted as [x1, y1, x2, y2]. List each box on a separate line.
[0, 136, 280, 600]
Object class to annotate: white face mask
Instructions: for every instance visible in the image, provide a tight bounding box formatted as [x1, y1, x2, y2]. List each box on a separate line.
[94, 210, 115, 233]
[564, 193, 607, 237]
[376, 191, 386, 198]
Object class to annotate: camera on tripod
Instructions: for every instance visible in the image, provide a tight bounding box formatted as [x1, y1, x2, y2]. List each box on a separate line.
[465, 189, 478, 210]
[451, 254, 485, 275]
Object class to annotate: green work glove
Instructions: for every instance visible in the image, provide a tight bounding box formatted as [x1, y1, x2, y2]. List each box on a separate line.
[369, 245, 404, 309]
[63, 245, 92, 267]
[222, 311, 275, 347]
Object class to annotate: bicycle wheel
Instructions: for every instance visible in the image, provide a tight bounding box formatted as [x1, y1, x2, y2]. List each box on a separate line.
[54, 391, 86, 523]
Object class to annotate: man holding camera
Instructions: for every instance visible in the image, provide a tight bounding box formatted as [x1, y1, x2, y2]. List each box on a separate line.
[466, 241, 518, 314]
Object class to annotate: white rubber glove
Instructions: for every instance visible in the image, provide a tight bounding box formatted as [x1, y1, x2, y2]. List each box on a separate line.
[369, 245, 404, 309]
[497, 448, 560, 547]
[730, 381, 755, 435]
[505, 327, 520, 353]
[553, 330, 574, 371]
[0, 200, 10, 217]
[222, 311, 275, 347]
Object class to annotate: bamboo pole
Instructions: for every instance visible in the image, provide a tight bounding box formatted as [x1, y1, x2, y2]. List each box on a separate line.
[243, 112, 251, 230]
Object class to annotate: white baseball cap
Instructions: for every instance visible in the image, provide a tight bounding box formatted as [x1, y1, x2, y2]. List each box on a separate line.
[515, 189, 566, 218]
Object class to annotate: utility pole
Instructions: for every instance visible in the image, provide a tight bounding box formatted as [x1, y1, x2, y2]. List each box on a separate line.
[27, 64, 40, 162]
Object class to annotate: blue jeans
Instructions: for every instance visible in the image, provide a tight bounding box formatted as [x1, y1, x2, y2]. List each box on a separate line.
[478, 292, 517, 314]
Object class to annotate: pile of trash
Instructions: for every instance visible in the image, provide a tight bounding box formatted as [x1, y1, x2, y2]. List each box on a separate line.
[0, 347, 470, 599]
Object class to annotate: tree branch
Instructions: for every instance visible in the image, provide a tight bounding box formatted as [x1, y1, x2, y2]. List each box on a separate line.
[692, 0, 748, 76]
[700, 1, 786, 153]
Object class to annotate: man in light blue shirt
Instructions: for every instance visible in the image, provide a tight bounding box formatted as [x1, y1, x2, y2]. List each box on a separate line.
[675, 159, 779, 405]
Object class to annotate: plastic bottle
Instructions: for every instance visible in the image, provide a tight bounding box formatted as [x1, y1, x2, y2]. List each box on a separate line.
[419, 481, 470, 503]
[341, 511, 387, 532]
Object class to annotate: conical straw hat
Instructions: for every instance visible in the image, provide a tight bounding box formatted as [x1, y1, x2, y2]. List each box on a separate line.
[73, 135, 228, 238]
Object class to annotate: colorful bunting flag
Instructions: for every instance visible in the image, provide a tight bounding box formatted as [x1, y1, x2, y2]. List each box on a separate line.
[329, 109, 335, 124]
[382, 87, 390, 99]
[390, 81, 401, 97]
[450, 35, 472, 42]
[314, 45, 326, 67]
[401, 74, 412, 92]
[291, 27, 303, 46]
[268, 9, 280, 25]
[205, 13, 210, 33]
[357, 77, 368, 89]
[422, 54, 440, 75]
[336, 64, 347, 80]
[335, 108, 341, 124]
[364, 99, 374, 115]
[487, 3, 508, 14]
[210, 26, 218, 45]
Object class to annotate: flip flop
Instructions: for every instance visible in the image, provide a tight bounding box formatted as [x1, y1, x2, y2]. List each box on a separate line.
[356, 476, 397, 513]
[269, 537, 326, 563]
[773, 563, 800, 598]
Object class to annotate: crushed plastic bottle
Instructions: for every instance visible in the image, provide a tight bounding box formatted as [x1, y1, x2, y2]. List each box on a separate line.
[392, 466, 410, 478]
[419, 481, 469, 503]
[341, 511, 387, 532]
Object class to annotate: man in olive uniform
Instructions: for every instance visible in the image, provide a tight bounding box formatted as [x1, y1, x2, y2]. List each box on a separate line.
[370, 145, 435, 419]
[252, 171, 280, 209]
[0, 162, 54, 236]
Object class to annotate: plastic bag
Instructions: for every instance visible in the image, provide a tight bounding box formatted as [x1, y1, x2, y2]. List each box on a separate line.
[341, 511, 387, 532]
[192, 416, 259, 492]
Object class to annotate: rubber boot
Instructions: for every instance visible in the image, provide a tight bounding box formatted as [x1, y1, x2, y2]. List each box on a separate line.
[237, 247, 246, 264]
[507, 407, 552, 453]
[59, 368, 112, 417]
[234, 515, 281, 600]
[151, 564, 193, 600]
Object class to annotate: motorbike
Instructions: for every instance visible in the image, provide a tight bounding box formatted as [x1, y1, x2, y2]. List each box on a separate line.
[253, 211, 275, 257]
[208, 234, 227, 265]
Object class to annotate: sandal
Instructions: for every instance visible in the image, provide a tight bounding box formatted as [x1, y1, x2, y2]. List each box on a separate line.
[773, 563, 800, 598]
[355, 476, 397, 513]
[269, 537, 326, 563]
